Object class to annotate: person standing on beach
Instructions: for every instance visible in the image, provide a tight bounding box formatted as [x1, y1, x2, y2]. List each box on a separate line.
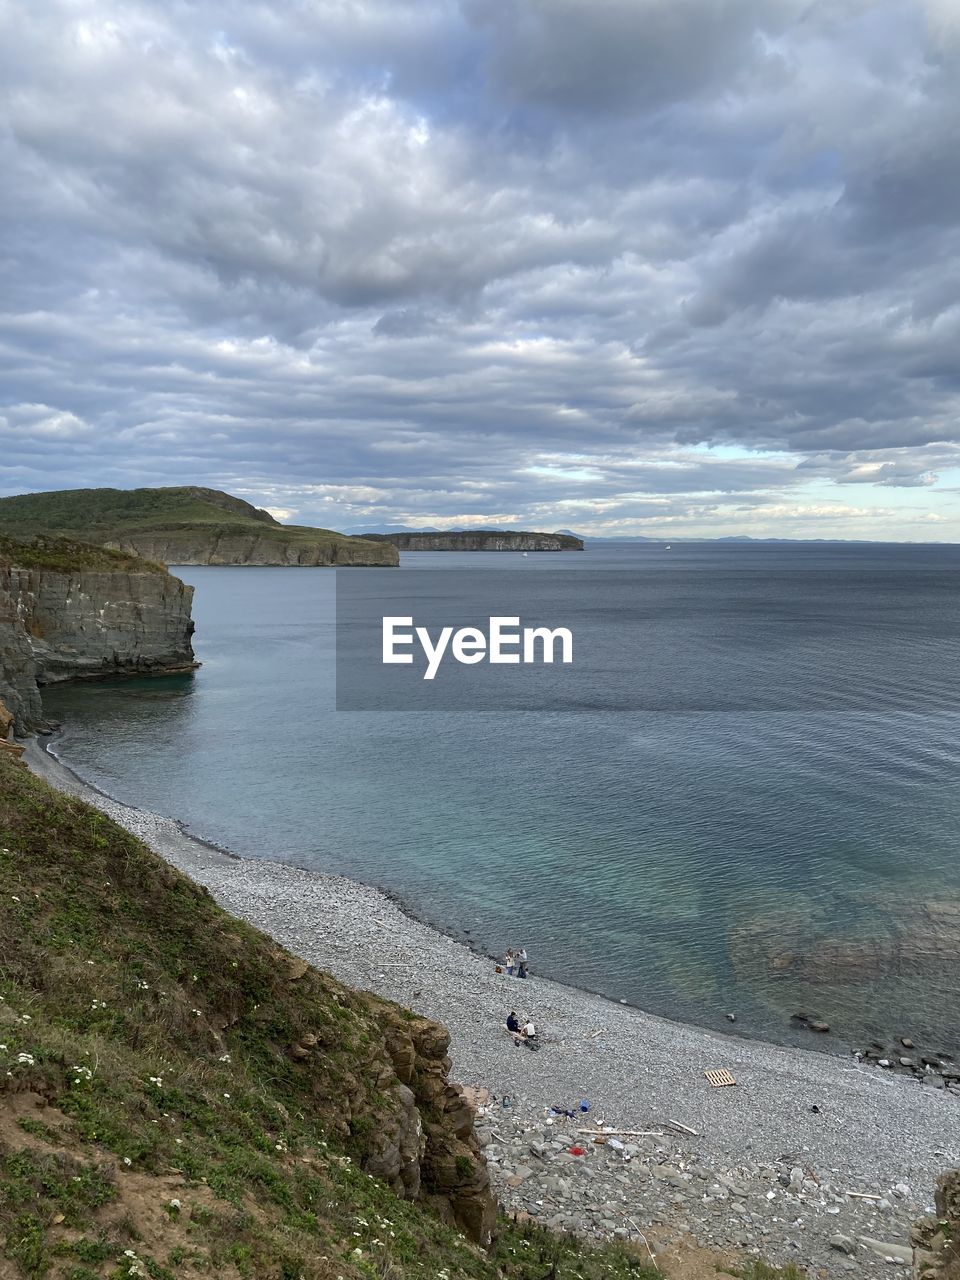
[516, 946, 528, 979]
[504, 948, 515, 976]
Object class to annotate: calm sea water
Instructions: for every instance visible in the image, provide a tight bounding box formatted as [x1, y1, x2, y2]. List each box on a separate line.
[41, 543, 960, 1054]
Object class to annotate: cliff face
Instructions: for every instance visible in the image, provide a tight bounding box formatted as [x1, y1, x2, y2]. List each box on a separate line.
[0, 537, 196, 733]
[105, 528, 398, 566]
[362, 530, 584, 552]
[11, 563, 196, 685]
[332, 1000, 495, 1242]
[0, 566, 43, 732]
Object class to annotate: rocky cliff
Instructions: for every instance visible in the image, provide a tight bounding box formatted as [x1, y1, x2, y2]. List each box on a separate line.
[913, 1171, 960, 1278]
[359, 530, 584, 551]
[0, 535, 196, 733]
[104, 526, 398, 566]
[0, 569, 43, 733]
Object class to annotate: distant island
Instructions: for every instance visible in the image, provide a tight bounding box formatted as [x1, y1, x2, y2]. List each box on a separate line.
[356, 530, 584, 551]
[0, 486, 398, 567]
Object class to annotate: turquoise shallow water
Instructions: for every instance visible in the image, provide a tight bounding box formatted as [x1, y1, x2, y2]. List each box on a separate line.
[40, 543, 960, 1054]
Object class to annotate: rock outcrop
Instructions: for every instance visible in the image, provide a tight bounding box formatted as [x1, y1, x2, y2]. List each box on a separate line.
[0, 536, 196, 733]
[359, 530, 584, 551]
[0, 569, 44, 732]
[104, 528, 398, 566]
[913, 1171, 960, 1279]
[282, 993, 495, 1244]
[378, 1010, 496, 1243]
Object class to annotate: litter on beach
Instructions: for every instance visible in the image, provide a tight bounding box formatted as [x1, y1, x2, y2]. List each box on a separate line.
[705, 1068, 737, 1087]
[577, 1128, 665, 1138]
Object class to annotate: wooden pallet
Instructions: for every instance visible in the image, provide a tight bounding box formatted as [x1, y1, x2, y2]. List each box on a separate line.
[705, 1068, 737, 1088]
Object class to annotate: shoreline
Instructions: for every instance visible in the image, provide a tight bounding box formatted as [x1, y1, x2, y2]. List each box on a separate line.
[23, 736, 960, 1277]
[37, 732, 767, 1047]
[33, 734, 901, 1063]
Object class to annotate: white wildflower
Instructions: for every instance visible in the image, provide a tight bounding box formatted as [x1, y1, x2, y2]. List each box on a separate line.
[15, 1052, 35, 1067]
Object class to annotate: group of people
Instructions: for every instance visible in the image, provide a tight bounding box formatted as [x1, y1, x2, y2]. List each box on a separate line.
[505, 1010, 537, 1047]
[503, 946, 528, 978]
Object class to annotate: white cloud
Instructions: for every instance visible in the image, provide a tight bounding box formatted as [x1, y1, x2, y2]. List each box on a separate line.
[0, 0, 957, 539]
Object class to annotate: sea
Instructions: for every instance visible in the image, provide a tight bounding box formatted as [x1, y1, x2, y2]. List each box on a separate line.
[40, 542, 960, 1056]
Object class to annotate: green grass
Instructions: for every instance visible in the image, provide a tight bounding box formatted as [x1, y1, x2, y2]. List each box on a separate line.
[0, 534, 168, 576]
[0, 753, 658, 1279]
[0, 487, 278, 536]
[0, 487, 378, 552]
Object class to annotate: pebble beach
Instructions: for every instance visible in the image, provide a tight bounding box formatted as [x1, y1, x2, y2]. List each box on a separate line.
[25, 738, 960, 1278]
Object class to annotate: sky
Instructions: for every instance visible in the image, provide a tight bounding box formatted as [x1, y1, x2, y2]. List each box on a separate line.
[2, 0, 960, 540]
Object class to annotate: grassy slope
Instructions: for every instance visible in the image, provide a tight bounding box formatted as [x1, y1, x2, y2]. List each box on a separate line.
[0, 488, 381, 555]
[0, 535, 168, 576]
[0, 754, 658, 1280]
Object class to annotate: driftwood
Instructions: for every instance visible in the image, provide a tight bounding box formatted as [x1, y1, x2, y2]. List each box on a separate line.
[626, 1218, 662, 1273]
[577, 1128, 665, 1138]
[664, 1118, 699, 1136]
[846, 1191, 883, 1200]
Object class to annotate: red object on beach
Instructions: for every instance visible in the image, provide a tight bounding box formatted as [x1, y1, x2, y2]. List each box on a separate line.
[568, 1146, 586, 1156]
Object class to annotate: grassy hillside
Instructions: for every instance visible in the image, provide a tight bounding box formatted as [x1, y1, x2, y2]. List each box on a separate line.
[0, 488, 279, 536]
[0, 489, 396, 566]
[0, 534, 168, 576]
[0, 753, 656, 1280]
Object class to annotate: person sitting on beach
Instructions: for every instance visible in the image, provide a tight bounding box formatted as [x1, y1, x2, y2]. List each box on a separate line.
[504, 948, 515, 977]
[506, 1011, 520, 1034]
[521, 1018, 536, 1041]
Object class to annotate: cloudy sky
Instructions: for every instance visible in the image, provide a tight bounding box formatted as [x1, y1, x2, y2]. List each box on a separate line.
[2, 0, 960, 539]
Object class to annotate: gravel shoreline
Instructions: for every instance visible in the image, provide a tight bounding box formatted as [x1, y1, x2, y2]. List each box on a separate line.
[24, 738, 959, 1278]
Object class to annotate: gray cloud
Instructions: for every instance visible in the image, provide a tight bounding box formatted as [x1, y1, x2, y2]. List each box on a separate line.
[0, 0, 958, 538]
